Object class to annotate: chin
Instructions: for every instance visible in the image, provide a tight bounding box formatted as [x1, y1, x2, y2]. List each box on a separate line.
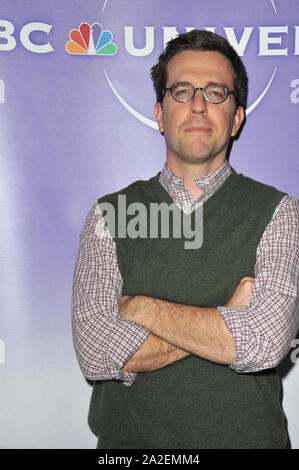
[180, 153, 216, 165]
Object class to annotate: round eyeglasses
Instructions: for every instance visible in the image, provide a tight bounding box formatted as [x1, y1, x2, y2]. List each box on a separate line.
[164, 82, 236, 104]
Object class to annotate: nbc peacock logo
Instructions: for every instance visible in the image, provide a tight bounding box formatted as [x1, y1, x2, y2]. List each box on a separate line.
[66, 23, 117, 55]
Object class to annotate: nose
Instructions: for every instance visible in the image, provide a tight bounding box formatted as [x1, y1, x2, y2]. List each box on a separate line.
[191, 88, 207, 114]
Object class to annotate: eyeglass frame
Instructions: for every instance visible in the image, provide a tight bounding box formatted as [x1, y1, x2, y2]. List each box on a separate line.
[163, 81, 236, 104]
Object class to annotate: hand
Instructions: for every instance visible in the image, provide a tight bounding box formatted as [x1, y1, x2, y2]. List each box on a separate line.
[119, 295, 155, 328]
[119, 295, 134, 321]
[225, 277, 254, 307]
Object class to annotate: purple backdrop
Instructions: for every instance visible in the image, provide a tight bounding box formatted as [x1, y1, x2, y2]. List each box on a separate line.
[0, 0, 298, 448]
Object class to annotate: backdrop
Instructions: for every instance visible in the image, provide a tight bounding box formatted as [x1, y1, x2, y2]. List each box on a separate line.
[0, 0, 298, 449]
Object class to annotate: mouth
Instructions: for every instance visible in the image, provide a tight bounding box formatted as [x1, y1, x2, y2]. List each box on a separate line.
[184, 126, 212, 134]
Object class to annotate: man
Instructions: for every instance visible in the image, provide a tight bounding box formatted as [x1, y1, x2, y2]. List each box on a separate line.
[72, 30, 299, 449]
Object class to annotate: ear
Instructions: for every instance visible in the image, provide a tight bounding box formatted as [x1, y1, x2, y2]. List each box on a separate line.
[231, 106, 245, 137]
[154, 102, 164, 134]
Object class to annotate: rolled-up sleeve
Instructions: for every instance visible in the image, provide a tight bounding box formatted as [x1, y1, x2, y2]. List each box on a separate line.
[217, 195, 299, 373]
[72, 203, 150, 386]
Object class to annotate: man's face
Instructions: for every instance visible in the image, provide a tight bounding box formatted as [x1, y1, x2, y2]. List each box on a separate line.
[154, 50, 244, 168]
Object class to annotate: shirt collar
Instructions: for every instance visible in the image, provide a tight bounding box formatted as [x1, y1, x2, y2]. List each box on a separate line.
[159, 160, 232, 199]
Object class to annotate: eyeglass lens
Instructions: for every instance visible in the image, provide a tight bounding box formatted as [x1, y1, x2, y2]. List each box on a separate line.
[171, 83, 228, 103]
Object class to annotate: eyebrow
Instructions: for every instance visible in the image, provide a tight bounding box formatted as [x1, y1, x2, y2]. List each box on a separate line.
[170, 80, 231, 89]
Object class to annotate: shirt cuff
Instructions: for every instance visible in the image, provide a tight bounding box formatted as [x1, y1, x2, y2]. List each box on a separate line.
[107, 318, 150, 386]
[217, 305, 272, 373]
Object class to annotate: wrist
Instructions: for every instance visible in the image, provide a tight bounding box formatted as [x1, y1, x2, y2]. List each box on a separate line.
[121, 295, 156, 330]
[133, 295, 158, 330]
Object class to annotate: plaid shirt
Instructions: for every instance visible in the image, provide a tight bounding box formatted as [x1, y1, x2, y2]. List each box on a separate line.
[72, 162, 299, 386]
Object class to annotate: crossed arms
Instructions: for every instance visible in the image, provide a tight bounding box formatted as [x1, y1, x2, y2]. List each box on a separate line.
[120, 277, 253, 373]
[72, 196, 299, 386]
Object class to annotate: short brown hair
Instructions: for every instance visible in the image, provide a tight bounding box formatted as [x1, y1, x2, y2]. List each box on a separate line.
[151, 30, 248, 110]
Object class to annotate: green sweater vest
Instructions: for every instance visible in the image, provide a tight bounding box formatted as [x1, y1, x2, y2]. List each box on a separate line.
[89, 168, 287, 449]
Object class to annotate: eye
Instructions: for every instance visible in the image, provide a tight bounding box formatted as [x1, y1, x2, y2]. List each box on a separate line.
[204, 84, 227, 102]
[211, 90, 223, 97]
[172, 83, 193, 101]
[174, 87, 189, 97]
